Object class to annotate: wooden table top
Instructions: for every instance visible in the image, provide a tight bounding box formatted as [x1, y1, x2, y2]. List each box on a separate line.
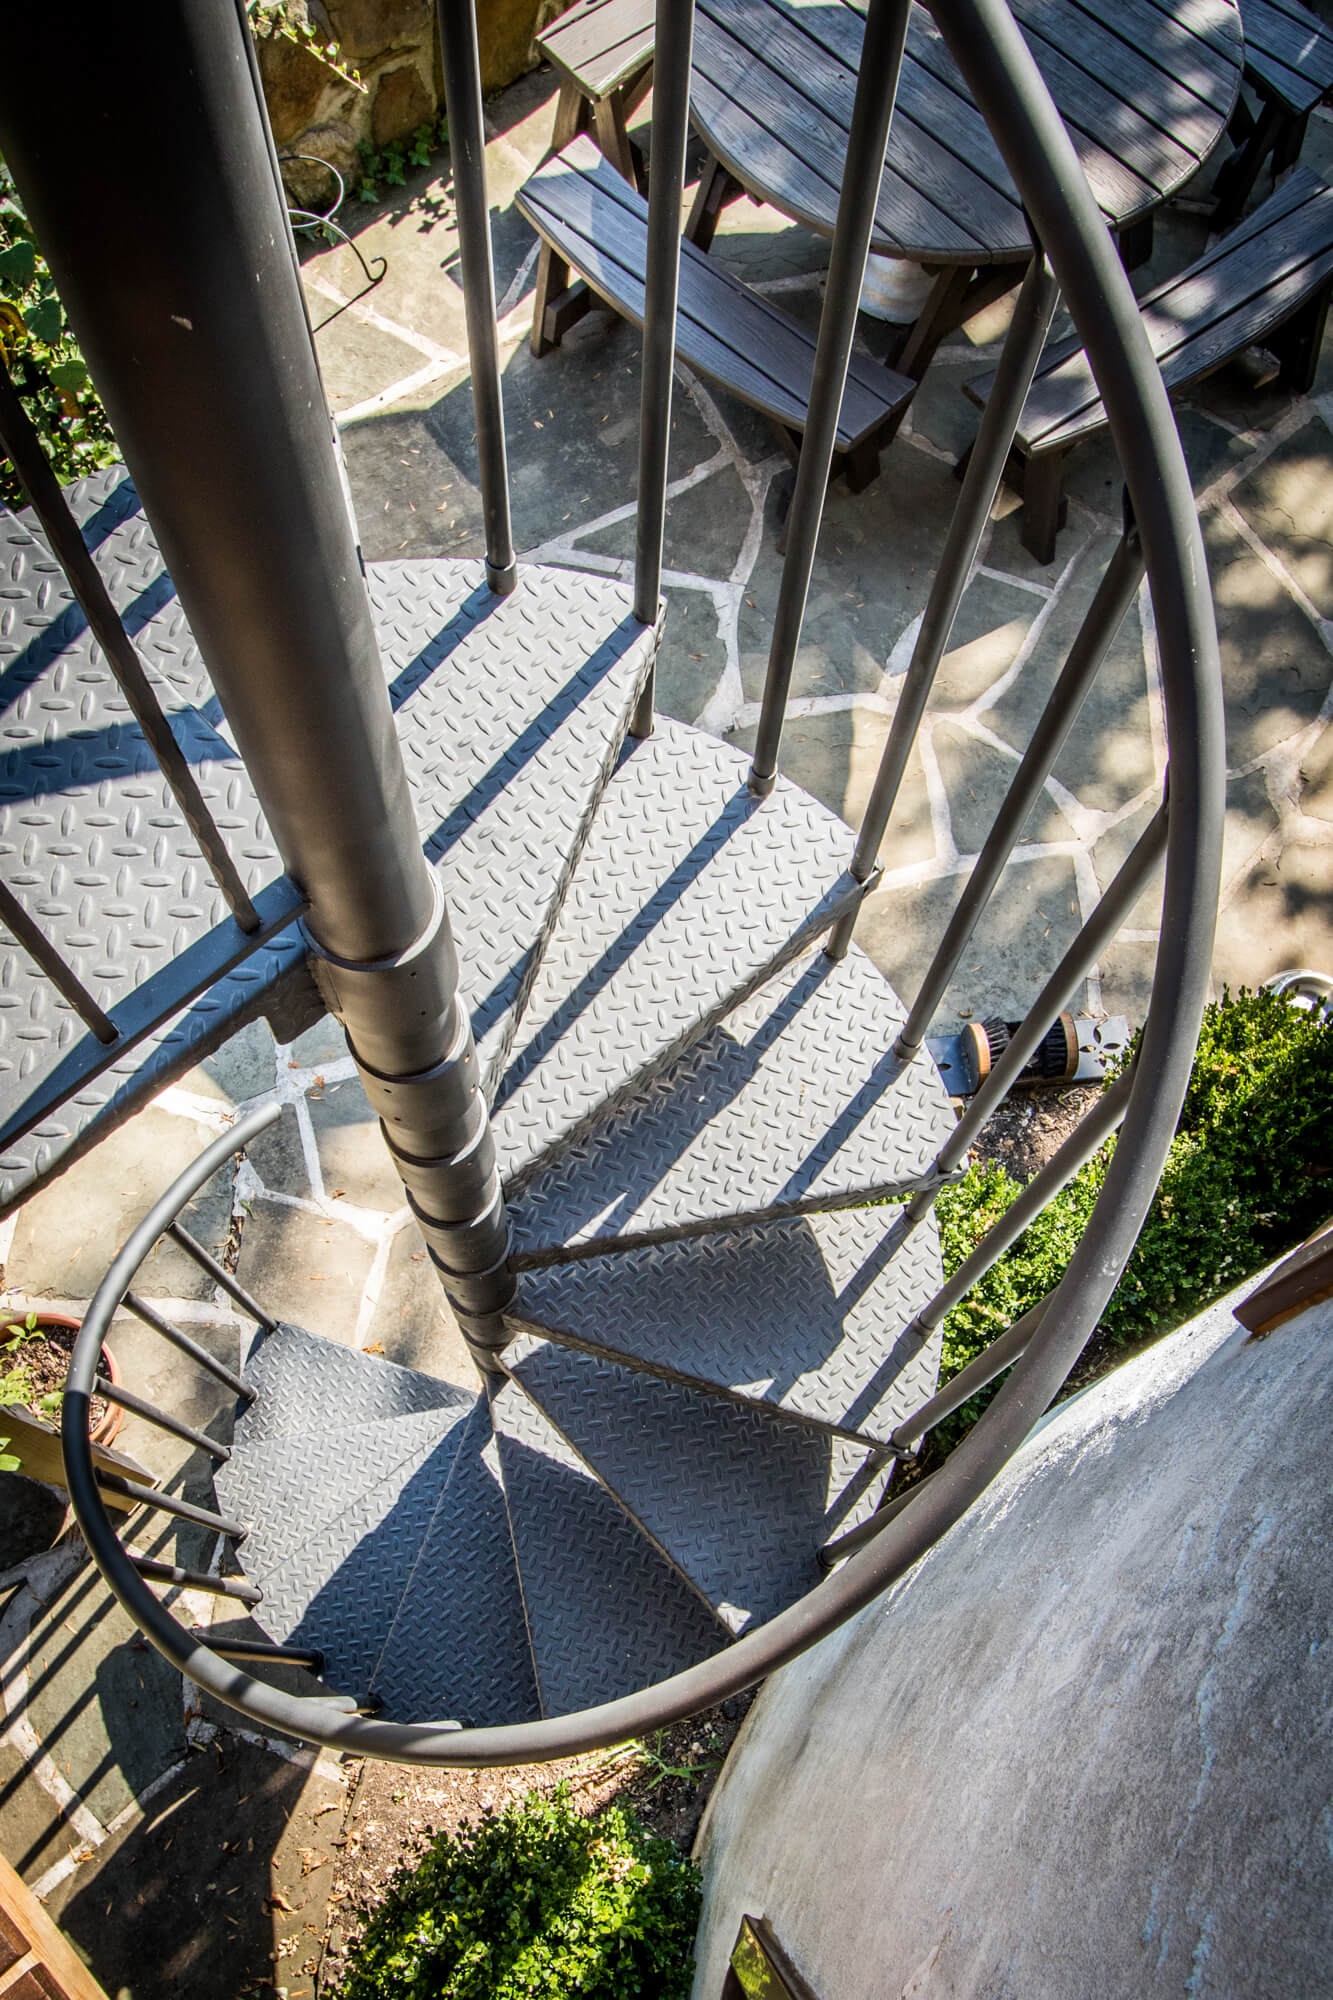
[691, 0, 1245, 264]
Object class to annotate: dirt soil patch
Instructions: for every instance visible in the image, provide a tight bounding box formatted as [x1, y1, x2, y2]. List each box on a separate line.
[316, 1692, 755, 1992]
[969, 1082, 1102, 1184]
[1, 1322, 109, 1432]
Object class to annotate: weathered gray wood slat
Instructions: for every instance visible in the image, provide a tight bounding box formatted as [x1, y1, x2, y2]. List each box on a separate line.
[975, 171, 1333, 448]
[1134, 0, 1246, 66]
[1058, 0, 1240, 113]
[517, 137, 913, 447]
[993, 30, 1184, 201]
[702, 0, 1024, 251]
[695, 6, 994, 257]
[1011, 0, 1229, 157]
[540, 0, 656, 97]
[894, 7, 1153, 219]
[1241, 0, 1333, 109]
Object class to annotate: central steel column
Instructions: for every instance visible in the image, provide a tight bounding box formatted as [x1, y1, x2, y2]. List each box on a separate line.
[0, 2, 514, 1361]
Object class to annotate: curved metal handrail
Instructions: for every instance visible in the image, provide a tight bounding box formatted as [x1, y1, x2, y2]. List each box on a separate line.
[61, 0, 1222, 1766]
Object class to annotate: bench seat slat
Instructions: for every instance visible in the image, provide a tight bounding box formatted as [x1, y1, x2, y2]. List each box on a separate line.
[966, 171, 1333, 452]
[517, 136, 913, 451]
[539, 0, 657, 99]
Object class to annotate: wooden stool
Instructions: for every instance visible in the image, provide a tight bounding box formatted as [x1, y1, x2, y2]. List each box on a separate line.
[532, 0, 656, 355]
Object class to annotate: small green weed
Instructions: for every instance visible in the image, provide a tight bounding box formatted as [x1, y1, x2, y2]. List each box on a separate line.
[928, 987, 1333, 1454]
[0, 1312, 62, 1474]
[330, 1784, 701, 1999]
[354, 116, 450, 205]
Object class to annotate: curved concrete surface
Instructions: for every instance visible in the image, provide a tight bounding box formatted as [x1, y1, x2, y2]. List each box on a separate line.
[693, 1281, 1333, 1998]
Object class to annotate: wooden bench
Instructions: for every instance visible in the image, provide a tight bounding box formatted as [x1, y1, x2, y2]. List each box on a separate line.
[516, 135, 916, 488]
[963, 168, 1333, 563]
[1213, 0, 1333, 228]
[536, 0, 655, 187]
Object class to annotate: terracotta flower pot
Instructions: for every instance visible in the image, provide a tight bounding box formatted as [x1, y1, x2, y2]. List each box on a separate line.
[2, 1304, 123, 1450]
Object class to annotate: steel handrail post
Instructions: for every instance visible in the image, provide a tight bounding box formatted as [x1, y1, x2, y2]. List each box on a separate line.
[436, 0, 518, 596]
[747, 0, 913, 797]
[825, 245, 1060, 958]
[893, 523, 1145, 1052]
[631, 0, 697, 739]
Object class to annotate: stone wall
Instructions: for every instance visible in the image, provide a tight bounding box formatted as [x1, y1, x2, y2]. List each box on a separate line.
[257, 0, 561, 201]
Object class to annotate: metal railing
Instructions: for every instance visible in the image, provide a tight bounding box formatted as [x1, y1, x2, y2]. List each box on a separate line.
[52, 0, 1222, 1765]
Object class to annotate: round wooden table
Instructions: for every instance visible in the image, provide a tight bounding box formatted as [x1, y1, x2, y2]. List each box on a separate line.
[689, 0, 1244, 367]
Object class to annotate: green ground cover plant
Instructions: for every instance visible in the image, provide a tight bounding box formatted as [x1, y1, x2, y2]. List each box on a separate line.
[0, 159, 118, 508]
[330, 1785, 702, 1999]
[928, 986, 1333, 1455]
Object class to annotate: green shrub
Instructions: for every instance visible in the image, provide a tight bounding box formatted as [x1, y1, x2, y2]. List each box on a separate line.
[928, 988, 1333, 1453]
[330, 1785, 701, 1999]
[0, 159, 118, 508]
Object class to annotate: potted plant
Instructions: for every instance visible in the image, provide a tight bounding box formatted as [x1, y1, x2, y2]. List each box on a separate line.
[0, 1306, 123, 1473]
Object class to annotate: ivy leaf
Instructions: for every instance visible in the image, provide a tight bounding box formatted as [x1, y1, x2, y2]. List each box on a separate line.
[24, 295, 62, 345]
[48, 357, 88, 394]
[0, 239, 36, 289]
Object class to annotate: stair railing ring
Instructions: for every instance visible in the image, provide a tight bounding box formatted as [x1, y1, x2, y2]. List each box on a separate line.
[61, 0, 1223, 1766]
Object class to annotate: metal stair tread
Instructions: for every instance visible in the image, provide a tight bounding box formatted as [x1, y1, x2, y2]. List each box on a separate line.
[507, 943, 956, 1259]
[370, 558, 655, 1091]
[490, 1378, 731, 1715]
[503, 1332, 892, 1633]
[0, 467, 651, 1204]
[217, 1406, 471, 1593]
[219, 1400, 480, 1702]
[508, 1203, 943, 1445]
[491, 718, 862, 1192]
[236, 1322, 477, 1444]
[368, 1400, 540, 1725]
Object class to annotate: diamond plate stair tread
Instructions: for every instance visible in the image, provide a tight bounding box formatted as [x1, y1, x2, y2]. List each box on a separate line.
[221, 1405, 481, 1701]
[369, 560, 654, 1090]
[490, 1379, 730, 1715]
[217, 1408, 468, 1594]
[508, 944, 956, 1260]
[370, 1401, 540, 1724]
[491, 719, 861, 1191]
[236, 1322, 476, 1446]
[509, 1204, 943, 1445]
[9, 468, 221, 715]
[504, 1334, 891, 1633]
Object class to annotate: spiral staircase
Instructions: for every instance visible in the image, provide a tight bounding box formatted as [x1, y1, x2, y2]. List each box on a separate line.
[0, 0, 1224, 1765]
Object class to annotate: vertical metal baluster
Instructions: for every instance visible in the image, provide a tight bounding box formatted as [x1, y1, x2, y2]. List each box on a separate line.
[912, 797, 1167, 1215]
[903, 1067, 1133, 1343]
[0, 355, 261, 933]
[631, 0, 696, 740]
[894, 521, 1145, 1055]
[0, 879, 118, 1042]
[436, 0, 517, 595]
[747, 0, 913, 797]
[824, 246, 1060, 955]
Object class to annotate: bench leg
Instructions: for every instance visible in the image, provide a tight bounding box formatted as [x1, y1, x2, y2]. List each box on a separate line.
[1020, 452, 1070, 566]
[551, 77, 591, 152]
[593, 90, 640, 186]
[1273, 106, 1311, 178]
[685, 154, 745, 251]
[1115, 215, 1153, 274]
[1270, 283, 1332, 395]
[1212, 96, 1286, 231]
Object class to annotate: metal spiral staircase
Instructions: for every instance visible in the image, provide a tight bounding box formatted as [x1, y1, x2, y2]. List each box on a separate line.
[0, 0, 1222, 1764]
